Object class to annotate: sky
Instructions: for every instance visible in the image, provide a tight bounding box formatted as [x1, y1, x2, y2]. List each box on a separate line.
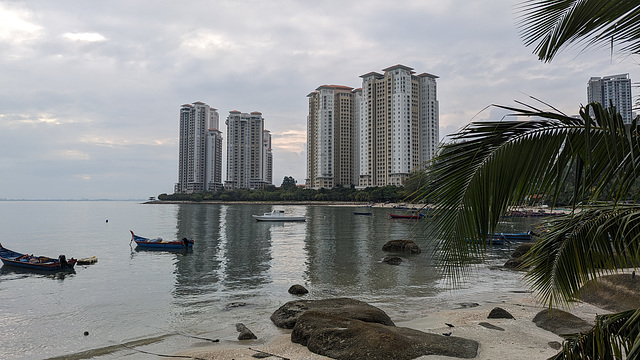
[2, 0, 640, 200]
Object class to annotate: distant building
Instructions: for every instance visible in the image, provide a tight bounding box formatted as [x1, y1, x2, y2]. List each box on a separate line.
[306, 85, 357, 189]
[225, 111, 271, 190]
[263, 130, 273, 186]
[175, 102, 223, 193]
[359, 65, 439, 187]
[587, 74, 633, 124]
[306, 65, 439, 189]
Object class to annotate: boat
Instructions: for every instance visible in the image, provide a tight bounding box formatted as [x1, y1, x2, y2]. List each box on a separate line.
[353, 206, 373, 216]
[388, 212, 424, 219]
[130, 230, 194, 249]
[252, 210, 306, 222]
[0, 243, 76, 271]
[492, 231, 533, 242]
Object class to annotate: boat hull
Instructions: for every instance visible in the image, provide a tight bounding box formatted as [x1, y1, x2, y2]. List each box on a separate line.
[0, 246, 76, 271]
[388, 213, 424, 219]
[252, 215, 306, 222]
[130, 231, 194, 250]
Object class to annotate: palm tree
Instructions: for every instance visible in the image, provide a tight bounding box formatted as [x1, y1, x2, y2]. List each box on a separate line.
[420, 101, 640, 358]
[516, 0, 640, 62]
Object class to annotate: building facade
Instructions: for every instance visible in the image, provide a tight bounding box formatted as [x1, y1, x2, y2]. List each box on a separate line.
[587, 74, 633, 124]
[225, 111, 271, 190]
[306, 85, 357, 189]
[306, 65, 439, 189]
[175, 101, 223, 193]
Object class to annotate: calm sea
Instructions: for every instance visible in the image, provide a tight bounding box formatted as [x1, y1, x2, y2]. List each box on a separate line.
[0, 201, 537, 359]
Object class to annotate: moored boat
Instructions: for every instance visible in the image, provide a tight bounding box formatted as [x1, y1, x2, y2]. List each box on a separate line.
[130, 230, 194, 249]
[252, 210, 306, 221]
[492, 231, 533, 242]
[388, 212, 424, 219]
[353, 206, 373, 215]
[0, 243, 76, 271]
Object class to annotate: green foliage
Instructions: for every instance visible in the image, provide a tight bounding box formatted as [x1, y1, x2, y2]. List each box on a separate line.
[157, 185, 405, 203]
[281, 176, 297, 190]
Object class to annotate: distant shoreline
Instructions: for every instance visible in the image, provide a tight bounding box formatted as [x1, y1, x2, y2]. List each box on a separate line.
[144, 200, 394, 207]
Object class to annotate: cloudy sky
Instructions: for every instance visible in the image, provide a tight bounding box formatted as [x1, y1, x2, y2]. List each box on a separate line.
[2, 1, 639, 200]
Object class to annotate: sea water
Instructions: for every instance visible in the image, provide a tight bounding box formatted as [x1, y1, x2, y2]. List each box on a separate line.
[0, 201, 538, 359]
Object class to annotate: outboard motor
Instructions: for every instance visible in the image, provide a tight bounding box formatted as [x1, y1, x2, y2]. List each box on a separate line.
[182, 238, 189, 247]
[59, 254, 68, 268]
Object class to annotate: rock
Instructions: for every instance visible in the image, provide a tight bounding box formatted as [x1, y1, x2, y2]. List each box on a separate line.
[511, 243, 534, 258]
[292, 311, 478, 359]
[459, 302, 480, 308]
[578, 274, 640, 312]
[270, 298, 395, 329]
[532, 309, 593, 337]
[288, 284, 309, 295]
[382, 256, 402, 265]
[382, 240, 421, 254]
[548, 341, 562, 350]
[478, 322, 505, 331]
[503, 258, 524, 269]
[225, 302, 248, 310]
[236, 323, 257, 340]
[487, 307, 515, 319]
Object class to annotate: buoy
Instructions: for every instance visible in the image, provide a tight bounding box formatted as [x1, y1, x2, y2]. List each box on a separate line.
[84, 331, 89, 336]
[106, 219, 108, 223]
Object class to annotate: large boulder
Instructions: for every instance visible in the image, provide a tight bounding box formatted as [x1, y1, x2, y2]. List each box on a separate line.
[382, 240, 421, 254]
[291, 311, 479, 359]
[270, 298, 395, 329]
[578, 274, 640, 312]
[533, 309, 593, 337]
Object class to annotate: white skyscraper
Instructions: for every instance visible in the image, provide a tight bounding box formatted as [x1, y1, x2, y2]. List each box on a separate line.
[175, 101, 223, 193]
[587, 74, 633, 124]
[225, 111, 270, 190]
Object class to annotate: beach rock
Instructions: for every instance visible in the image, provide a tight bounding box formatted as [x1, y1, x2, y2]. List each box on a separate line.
[487, 307, 514, 319]
[459, 302, 480, 308]
[532, 309, 593, 337]
[503, 258, 524, 269]
[382, 256, 402, 265]
[225, 302, 248, 310]
[578, 274, 640, 312]
[236, 323, 257, 340]
[288, 284, 309, 295]
[548, 341, 562, 350]
[270, 298, 395, 329]
[511, 243, 534, 258]
[478, 322, 505, 331]
[292, 310, 479, 359]
[382, 240, 421, 254]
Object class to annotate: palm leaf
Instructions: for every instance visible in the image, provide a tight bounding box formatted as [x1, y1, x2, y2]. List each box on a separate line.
[516, 0, 640, 61]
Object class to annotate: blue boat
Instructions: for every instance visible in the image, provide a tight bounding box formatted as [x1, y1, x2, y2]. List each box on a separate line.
[130, 230, 193, 250]
[0, 243, 76, 271]
[492, 231, 533, 242]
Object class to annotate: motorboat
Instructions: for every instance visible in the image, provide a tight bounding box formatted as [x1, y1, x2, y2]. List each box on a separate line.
[252, 210, 306, 222]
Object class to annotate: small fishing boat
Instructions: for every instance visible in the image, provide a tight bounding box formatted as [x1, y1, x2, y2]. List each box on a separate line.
[130, 230, 194, 249]
[0, 243, 76, 271]
[252, 210, 306, 222]
[388, 212, 424, 219]
[353, 206, 373, 216]
[492, 231, 533, 242]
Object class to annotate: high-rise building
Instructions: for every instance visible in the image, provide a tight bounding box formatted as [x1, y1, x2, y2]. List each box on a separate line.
[225, 111, 271, 190]
[175, 101, 223, 193]
[306, 85, 357, 189]
[359, 65, 439, 187]
[263, 130, 273, 186]
[306, 65, 439, 189]
[587, 74, 633, 124]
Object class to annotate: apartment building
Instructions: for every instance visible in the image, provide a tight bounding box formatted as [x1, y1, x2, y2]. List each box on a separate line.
[306, 85, 357, 189]
[175, 101, 223, 193]
[587, 74, 633, 124]
[225, 111, 271, 190]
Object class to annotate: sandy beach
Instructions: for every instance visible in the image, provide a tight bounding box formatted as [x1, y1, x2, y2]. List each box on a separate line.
[175, 291, 608, 360]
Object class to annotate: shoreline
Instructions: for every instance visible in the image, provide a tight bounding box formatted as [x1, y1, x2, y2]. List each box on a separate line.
[175, 291, 608, 360]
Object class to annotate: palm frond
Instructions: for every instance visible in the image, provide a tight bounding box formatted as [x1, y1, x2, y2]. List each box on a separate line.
[516, 0, 640, 61]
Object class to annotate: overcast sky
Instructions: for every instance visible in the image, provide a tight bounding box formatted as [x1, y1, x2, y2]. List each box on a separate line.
[2, 1, 639, 200]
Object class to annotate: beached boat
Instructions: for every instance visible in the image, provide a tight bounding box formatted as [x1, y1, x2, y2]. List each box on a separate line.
[0, 243, 76, 271]
[130, 230, 194, 249]
[252, 210, 306, 222]
[388, 212, 424, 219]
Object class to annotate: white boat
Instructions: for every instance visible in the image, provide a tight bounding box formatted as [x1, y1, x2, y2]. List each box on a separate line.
[252, 210, 306, 222]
